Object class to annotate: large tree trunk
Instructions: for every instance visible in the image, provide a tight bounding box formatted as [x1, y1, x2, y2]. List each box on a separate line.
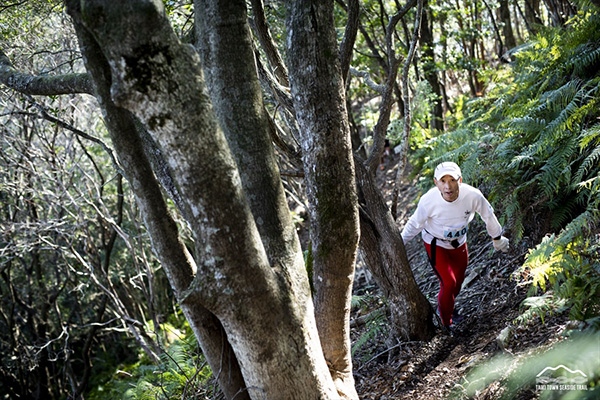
[64, 4, 248, 398]
[286, 1, 360, 398]
[194, 0, 305, 276]
[70, 1, 339, 399]
[194, 1, 324, 395]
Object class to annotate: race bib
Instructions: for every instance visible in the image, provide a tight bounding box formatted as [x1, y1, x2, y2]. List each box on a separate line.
[443, 224, 468, 240]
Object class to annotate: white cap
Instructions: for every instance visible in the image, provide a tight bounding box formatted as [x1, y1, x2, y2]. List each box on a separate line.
[434, 162, 461, 181]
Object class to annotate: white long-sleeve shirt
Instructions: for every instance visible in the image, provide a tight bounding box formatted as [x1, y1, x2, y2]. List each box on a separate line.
[401, 183, 502, 249]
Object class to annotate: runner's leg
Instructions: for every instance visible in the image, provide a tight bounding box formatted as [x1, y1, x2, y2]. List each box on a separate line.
[449, 243, 469, 298]
[425, 242, 469, 326]
[425, 243, 453, 326]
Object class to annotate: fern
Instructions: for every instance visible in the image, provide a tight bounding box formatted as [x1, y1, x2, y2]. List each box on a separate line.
[455, 331, 600, 399]
[516, 210, 600, 325]
[548, 195, 581, 229]
[574, 129, 600, 183]
[516, 294, 567, 325]
[536, 135, 578, 198]
[569, 40, 600, 77]
[351, 308, 387, 360]
[88, 322, 216, 400]
[578, 123, 600, 149]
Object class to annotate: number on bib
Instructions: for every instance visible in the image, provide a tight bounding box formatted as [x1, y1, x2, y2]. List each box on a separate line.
[443, 226, 468, 239]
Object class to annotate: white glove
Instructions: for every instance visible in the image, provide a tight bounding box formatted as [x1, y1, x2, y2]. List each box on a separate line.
[493, 236, 509, 253]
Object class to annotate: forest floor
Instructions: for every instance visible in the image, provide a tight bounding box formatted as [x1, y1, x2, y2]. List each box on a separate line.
[351, 154, 571, 400]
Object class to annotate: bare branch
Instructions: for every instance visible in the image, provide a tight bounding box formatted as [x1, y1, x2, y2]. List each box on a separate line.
[396, 0, 424, 177]
[0, 1, 28, 12]
[365, 0, 418, 174]
[25, 97, 123, 175]
[391, 0, 424, 218]
[349, 67, 384, 92]
[338, 0, 360, 83]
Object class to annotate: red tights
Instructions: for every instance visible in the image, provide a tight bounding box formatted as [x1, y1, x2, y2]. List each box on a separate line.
[424, 241, 469, 326]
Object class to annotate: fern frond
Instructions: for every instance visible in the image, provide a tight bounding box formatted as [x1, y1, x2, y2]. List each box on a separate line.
[578, 124, 600, 149]
[504, 191, 525, 240]
[536, 135, 578, 197]
[508, 116, 546, 133]
[568, 41, 600, 77]
[351, 308, 387, 359]
[574, 145, 600, 183]
[548, 196, 582, 229]
[536, 79, 582, 116]
[555, 209, 599, 246]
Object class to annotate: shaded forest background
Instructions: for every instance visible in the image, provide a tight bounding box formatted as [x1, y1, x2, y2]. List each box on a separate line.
[0, 0, 599, 399]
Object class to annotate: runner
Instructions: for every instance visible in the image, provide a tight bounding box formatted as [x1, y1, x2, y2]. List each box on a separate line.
[401, 162, 509, 329]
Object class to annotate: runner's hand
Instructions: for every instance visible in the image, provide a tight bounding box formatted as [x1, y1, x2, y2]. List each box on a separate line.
[493, 236, 509, 253]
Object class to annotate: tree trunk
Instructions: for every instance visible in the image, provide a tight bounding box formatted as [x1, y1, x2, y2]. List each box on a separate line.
[419, 0, 444, 132]
[438, 12, 453, 121]
[194, 0, 305, 278]
[249, 0, 289, 86]
[70, 0, 338, 398]
[453, 0, 478, 97]
[355, 160, 435, 340]
[524, 0, 543, 33]
[64, 4, 248, 397]
[499, 0, 517, 52]
[286, 1, 360, 398]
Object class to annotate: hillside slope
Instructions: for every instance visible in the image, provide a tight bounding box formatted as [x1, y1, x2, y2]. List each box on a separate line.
[352, 158, 584, 400]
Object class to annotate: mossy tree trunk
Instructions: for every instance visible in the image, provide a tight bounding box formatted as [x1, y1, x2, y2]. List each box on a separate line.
[286, 1, 360, 398]
[65, 0, 355, 399]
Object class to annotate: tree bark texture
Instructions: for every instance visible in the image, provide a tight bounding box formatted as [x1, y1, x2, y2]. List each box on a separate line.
[355, 160, 435, 340]
[194, 0, 306, 285]
[65, 3, 248, 398]
[72, 1, 338, 399]
[286, 1, 360, 398]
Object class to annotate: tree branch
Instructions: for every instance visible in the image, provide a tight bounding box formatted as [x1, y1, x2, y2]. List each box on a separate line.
[249, 0, 289, 86]
[0, 48, 94, 95]
[349, 67, 384, 92]
[24, 97, 123, 175]
[396, 0, 424, 177]
[338, 0, 360, 83]
[365, 0, 418, 174]
[391, 0, 424, 219]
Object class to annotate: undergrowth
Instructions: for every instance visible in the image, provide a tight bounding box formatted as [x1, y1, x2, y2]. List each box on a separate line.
[88, 322, 218, 400]
[351, 291, 388, 362]
[450, 330, 599, 399]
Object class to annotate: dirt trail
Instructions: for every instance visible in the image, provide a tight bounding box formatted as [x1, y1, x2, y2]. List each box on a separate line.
[352, 157, 565, 399]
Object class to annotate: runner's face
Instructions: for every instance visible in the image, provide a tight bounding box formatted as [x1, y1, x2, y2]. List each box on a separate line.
[435, 175, 461, 202]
